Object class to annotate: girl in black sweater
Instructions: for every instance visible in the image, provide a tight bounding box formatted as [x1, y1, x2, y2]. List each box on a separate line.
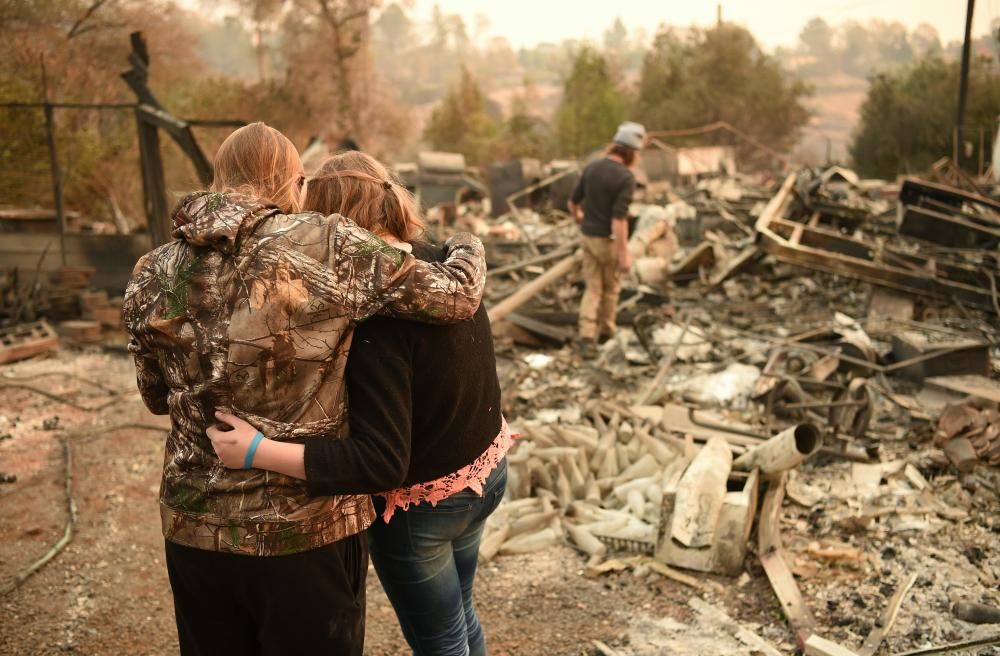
[208, 151, 511, 656]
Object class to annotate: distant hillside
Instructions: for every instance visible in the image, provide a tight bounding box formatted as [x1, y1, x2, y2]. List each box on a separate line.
[794, 73, 869, 167]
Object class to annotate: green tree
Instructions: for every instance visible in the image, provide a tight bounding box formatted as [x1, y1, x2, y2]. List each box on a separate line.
[633, 24, 810, 157]
[554, 46, 624, 157]
[495, 78, 551, 160]
[423, 66, 500, 164]
[850, 56, 1000, 178]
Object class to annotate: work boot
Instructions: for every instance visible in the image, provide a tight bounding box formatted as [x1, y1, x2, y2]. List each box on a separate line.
[578, 338, 598, 360]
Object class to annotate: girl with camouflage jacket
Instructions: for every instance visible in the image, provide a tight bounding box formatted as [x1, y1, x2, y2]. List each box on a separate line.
[122, 123, 487, 656]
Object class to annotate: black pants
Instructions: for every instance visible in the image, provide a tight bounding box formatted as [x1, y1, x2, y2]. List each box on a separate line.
[165, 533, 367, 656]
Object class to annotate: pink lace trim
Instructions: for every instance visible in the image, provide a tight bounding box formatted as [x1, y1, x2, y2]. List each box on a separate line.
[377, 416, 517, 522]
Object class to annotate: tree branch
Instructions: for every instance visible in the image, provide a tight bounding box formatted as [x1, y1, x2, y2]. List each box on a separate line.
[66, 0, 110, 40]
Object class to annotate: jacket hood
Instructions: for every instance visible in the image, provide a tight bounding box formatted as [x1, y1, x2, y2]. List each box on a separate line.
[171, 191, 279, 254]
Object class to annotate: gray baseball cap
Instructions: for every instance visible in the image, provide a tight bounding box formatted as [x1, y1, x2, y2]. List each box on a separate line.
[613, 121, 646, 150]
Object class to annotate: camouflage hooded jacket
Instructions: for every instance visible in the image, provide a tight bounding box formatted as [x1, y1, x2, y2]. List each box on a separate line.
[122, 192, 486, 556]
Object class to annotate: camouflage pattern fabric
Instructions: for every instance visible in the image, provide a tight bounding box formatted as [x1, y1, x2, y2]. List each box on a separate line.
[123, 191, 486, 556]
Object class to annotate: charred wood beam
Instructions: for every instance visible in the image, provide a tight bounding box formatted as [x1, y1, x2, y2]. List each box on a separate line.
[134, 111, 169, 247]
[758, 473, 816, 650]
[136, 105, 213, 185]
[898, 204, 1000, 249]
[487, 251, 582, 323]
[898, 177, 1000, 215]
[120, 32, 218, 243]
[756, 174, 1000, 313]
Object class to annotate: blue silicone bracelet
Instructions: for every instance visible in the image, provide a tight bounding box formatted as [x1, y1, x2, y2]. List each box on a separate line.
[243, 431, 264, 469]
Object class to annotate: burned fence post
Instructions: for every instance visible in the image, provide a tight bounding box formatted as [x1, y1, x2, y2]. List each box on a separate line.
[121, 33, 169, 246]
[121, 31, 222, 247]
[40, 57, 67, 266]
[133, 108, 170, 247]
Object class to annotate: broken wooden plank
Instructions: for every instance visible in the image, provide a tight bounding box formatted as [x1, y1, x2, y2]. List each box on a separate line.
[890, 331, 989, 382]
[707, 245, 763, 288]
[58, 320, 102, 344]
[759, 472, 816, 651]
[925, 375, 1000, 403]
[858, 572, 917, 656]
[890, 634, 1000, 656]
[487, 251, 582, 323]
[670, 241, 715, 279]
[898, 203, 1000, 249]
[805, 635, 861, 656]
[0, 321, 60, 365]
[504, 312, 572, 344]
[487, 244, 576, 277]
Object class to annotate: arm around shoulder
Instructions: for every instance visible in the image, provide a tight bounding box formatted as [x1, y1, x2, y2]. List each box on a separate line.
[330, 219, 486, 324]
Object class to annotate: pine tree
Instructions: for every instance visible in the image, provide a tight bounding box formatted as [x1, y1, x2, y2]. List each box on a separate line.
[423, 67, 500, 164]
[554, 46, 625, 157]
[633, 24, 810, 158]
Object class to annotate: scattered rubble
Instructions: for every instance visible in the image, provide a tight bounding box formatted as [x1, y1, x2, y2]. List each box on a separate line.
[0, 264, 125, 364]
[482, 165, 1000, 653]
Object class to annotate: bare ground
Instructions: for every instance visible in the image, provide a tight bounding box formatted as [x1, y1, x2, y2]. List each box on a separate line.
[0, 352, 702, 656]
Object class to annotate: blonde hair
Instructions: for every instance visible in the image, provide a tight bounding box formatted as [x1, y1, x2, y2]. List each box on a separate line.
[211, 122, 304, 214]
[303, 151, 424, 242]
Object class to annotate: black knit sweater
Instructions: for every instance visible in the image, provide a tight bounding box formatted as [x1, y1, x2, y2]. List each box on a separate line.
[303, 243, 503, 496]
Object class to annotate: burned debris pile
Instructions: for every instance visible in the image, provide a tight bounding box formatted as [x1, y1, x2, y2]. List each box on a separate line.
[0, 263, 125, 365]
[480, 165, 1000, 654]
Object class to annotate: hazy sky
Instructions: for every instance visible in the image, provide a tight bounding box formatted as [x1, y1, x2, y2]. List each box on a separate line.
[404, 0, 999, 50]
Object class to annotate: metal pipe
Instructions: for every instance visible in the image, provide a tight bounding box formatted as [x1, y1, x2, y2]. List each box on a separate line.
[733, 423, 823, 475]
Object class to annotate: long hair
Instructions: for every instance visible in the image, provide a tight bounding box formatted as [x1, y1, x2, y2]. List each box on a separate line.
[211, 122, 304, 214]
[303, 151, 424, 242]
[608, 143, 637, 167]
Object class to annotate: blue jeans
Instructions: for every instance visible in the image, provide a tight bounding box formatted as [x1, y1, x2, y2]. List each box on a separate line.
[369, 458, 508, 656]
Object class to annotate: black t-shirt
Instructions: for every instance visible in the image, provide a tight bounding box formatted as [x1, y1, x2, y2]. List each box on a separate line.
[302, 242, 503, 496]
[571, 157, 636, 237]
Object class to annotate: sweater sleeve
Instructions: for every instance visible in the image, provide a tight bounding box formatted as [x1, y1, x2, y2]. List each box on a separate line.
[302, 332, 412, 496]
[328, 217, 486, 324]
[122, 252, 169, 415]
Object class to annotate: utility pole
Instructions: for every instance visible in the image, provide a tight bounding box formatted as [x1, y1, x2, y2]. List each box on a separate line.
[717, 3, 722, 26]
[956, 0, 976, 161]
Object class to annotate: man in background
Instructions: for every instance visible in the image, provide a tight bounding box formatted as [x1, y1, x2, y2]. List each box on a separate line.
[569, 121, 645, 358]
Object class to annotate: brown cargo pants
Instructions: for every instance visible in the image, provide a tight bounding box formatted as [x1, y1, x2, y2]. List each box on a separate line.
[579, 235, 622, 340]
